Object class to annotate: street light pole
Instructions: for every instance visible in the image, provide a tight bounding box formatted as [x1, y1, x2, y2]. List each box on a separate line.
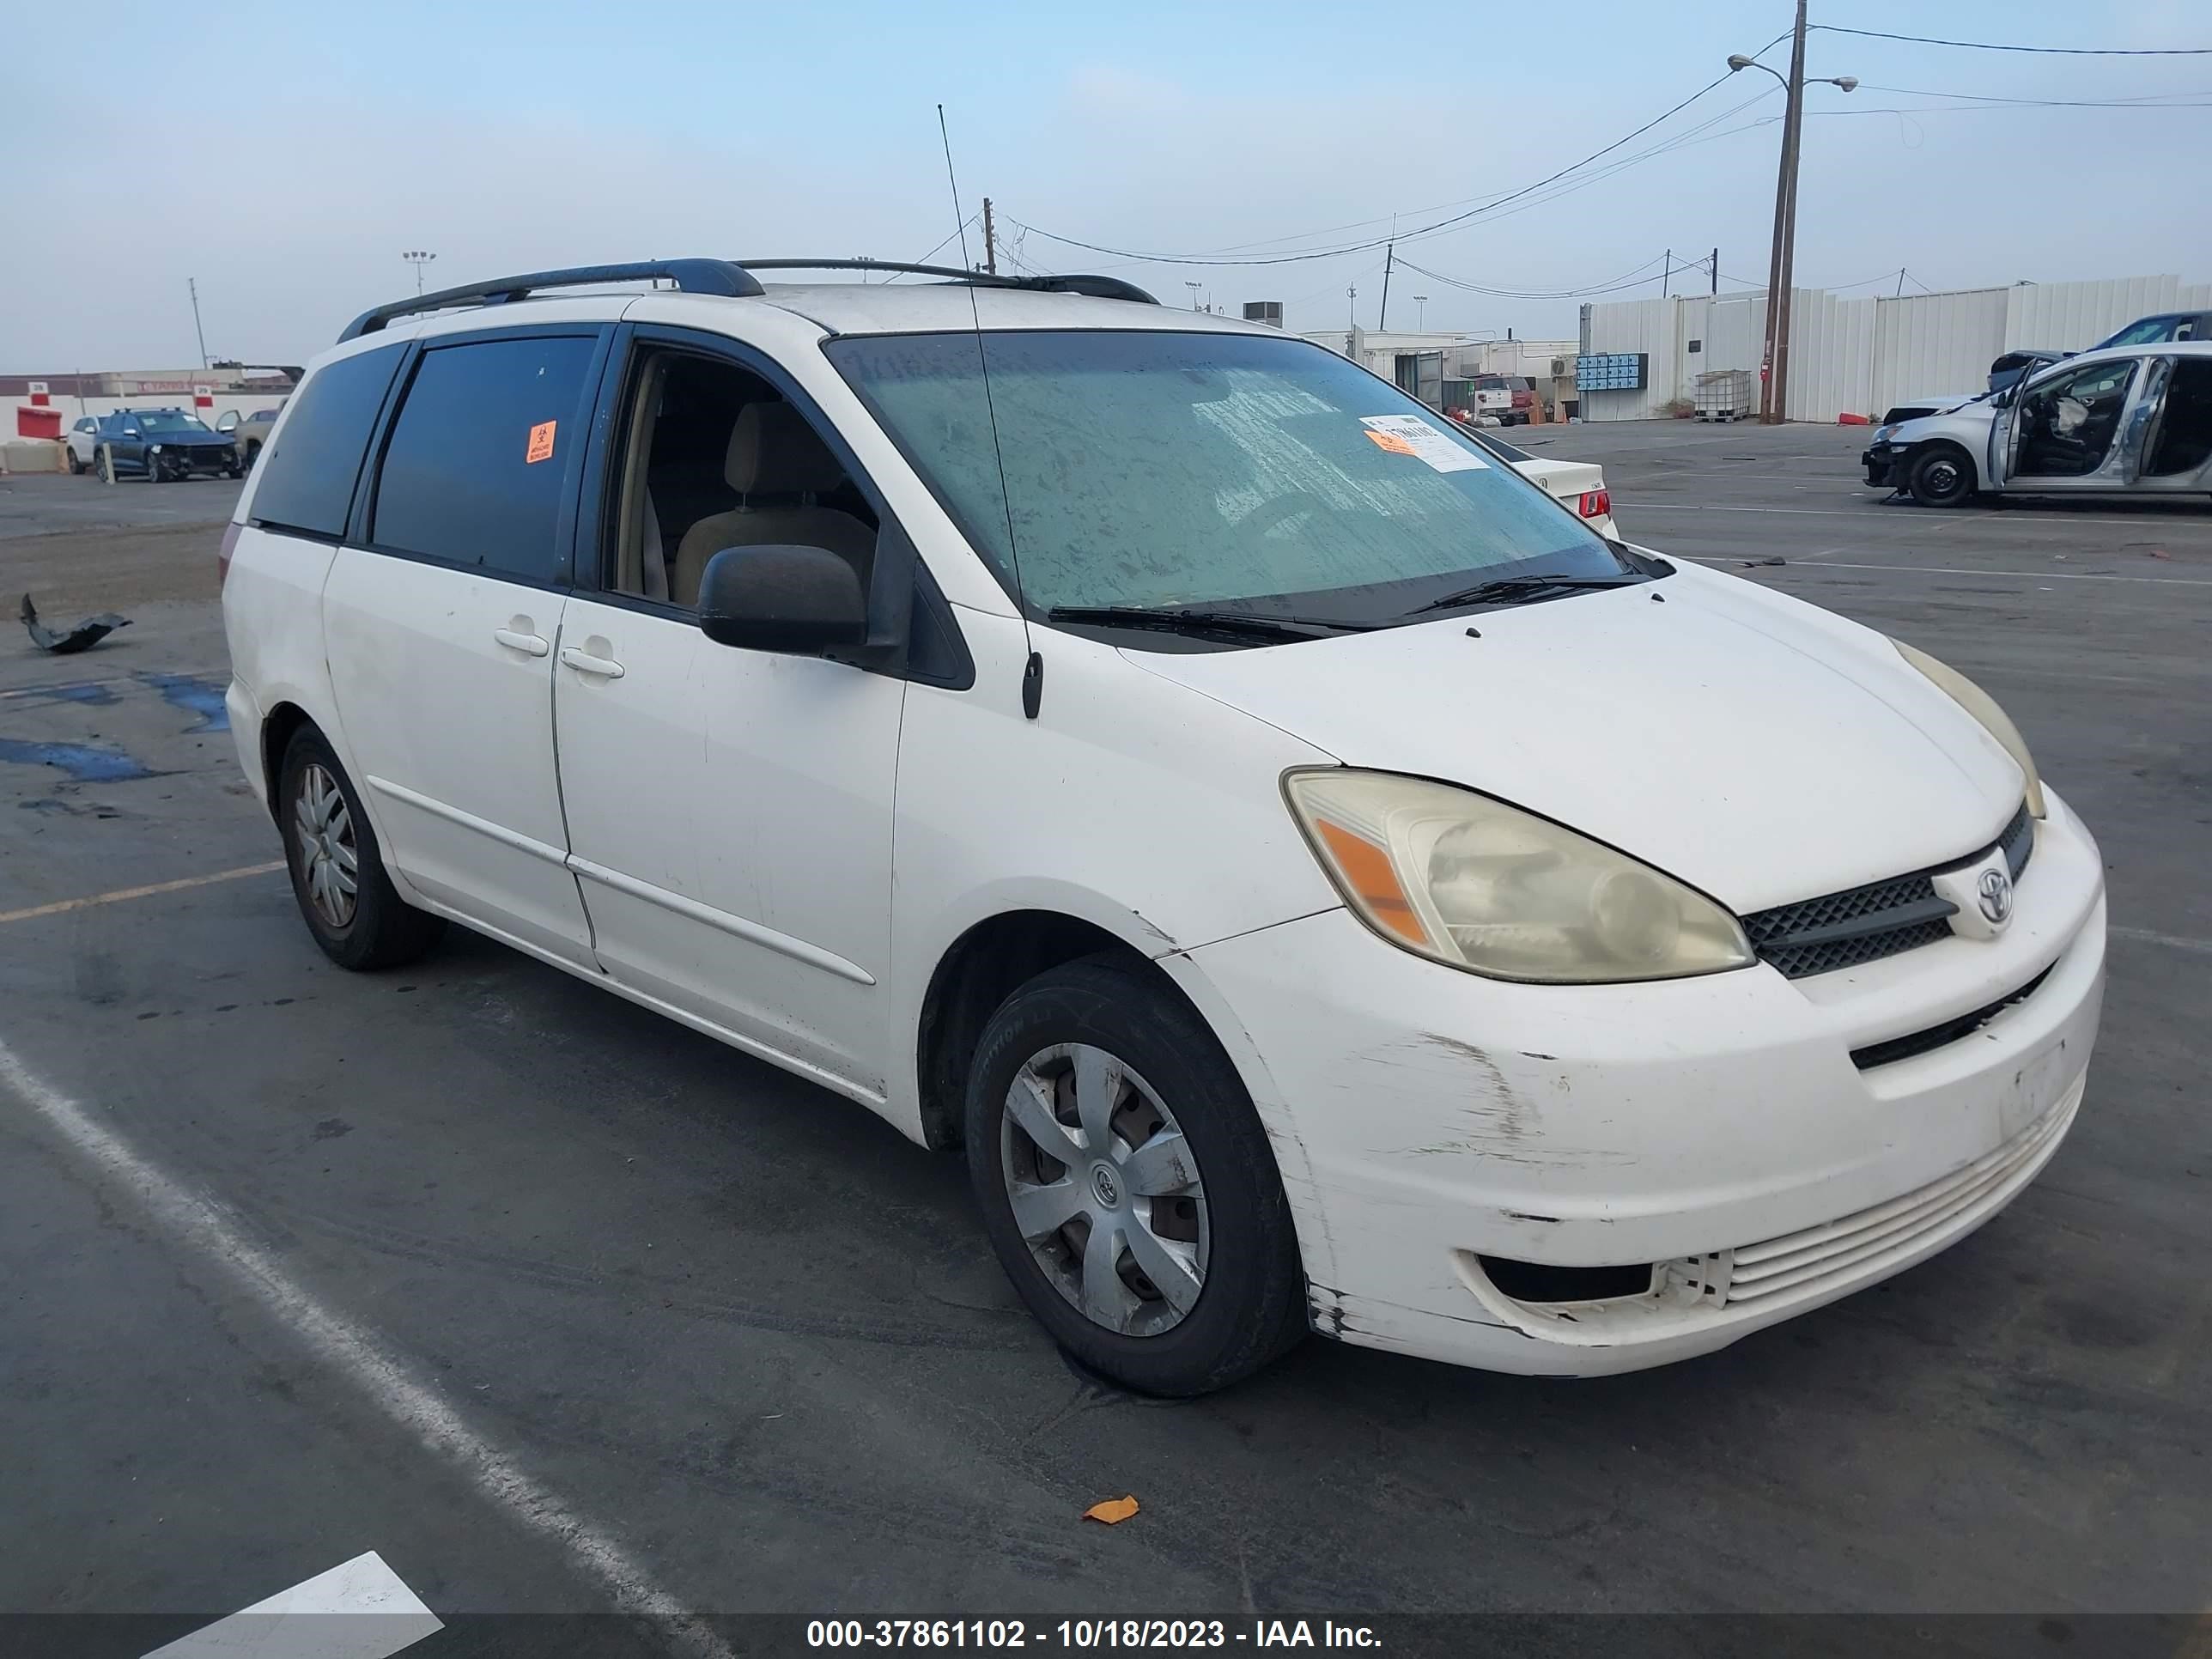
[1729, 15, 1855, 423]
[402, 250, 438, 297]
[1414, 295, 1429, 330]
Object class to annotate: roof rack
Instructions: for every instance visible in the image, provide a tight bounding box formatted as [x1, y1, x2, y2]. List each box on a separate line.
[735, 259, 1158, 305]
[337, 259, 763, 342]
[335, 256, 1158, 343]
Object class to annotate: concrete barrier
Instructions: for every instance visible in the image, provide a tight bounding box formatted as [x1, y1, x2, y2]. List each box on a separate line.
[0, 439, 66, 475]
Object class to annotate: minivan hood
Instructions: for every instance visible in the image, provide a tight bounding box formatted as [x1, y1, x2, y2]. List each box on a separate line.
[1126, 565, 2025, 914]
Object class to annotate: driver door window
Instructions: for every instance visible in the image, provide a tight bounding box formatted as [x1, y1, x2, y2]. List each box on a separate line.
[2014, 360, 2137, 479]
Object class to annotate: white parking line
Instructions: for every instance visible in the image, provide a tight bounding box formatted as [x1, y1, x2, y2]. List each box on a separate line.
[0, 1036, 734, 1659]
[1677, 556, 2212, 586]
[143, 1552, 441, 1659]
[2112, 926, 2212, 957]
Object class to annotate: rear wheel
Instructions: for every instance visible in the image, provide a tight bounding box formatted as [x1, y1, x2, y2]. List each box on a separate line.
[1906, 445, 1977, 507]
[65, 447, 82, 475]
[277, 726, 445, 970]
[964, 956, 1306, 1395]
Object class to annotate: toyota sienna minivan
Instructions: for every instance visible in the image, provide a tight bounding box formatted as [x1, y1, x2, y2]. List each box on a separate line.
[221, 258, 2105, 1395]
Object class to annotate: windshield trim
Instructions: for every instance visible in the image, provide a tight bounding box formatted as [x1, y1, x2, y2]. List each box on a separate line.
[823, 327, 1637, 646]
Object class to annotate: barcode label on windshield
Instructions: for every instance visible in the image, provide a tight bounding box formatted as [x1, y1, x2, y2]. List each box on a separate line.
[1359, 415, 1486, 472]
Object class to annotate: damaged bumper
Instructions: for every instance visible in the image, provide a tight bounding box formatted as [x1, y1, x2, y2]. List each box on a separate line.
[1863, 441, 1904, 489]
[1183, 790, 2106, 1376]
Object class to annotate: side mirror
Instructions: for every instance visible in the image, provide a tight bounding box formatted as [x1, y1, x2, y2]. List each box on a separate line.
[697, 544, 867, 654]
[122, 427, 139, 436]
[216, 410, 240, 433]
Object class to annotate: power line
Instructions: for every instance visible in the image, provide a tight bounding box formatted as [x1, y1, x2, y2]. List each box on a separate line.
[1811, 25, 2212, 55]
[1010, 44, 1789, 270]
[1395, 252, 1680, 301]
[1856, 81, 2212, 104]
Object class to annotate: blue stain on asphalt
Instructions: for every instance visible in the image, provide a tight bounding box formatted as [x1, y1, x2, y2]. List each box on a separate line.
[0, 738, 155, 782]
[138, 672, 230, 732]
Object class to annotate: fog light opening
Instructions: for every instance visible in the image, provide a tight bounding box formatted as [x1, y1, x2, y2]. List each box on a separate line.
[1477, 1256, 1656, 1306]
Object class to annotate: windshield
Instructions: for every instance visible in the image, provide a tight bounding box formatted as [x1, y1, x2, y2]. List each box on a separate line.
[828, 330, 1628, 625]
[131, 410, 212, 433]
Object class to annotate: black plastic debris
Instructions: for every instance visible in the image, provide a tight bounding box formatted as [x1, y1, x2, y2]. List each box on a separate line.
[21, 594, 133, 655]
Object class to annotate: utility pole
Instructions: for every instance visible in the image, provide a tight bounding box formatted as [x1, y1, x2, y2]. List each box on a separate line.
[1711, 246, 1719, 295]
[1379, 240, 1395, 331]
[1729, 9, 1855, 422]
[187, 277, 208, 368]
[1662, 249, 1672, 298]
[981, 197, 998, 276]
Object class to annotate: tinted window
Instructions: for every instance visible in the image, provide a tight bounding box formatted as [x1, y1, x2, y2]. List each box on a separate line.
[371, 335, 598, 581]
[252, 345, 404, 539]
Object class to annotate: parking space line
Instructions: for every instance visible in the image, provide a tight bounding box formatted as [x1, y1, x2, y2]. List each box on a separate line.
[1676, 556, 2212, 587]
[144, 1550, 441, 1659]
[2112, 926, 2212, 957]
[0, 1037, 735, 1659]
[0, 862, 285, 927]
[1635, 501, 2212, 531]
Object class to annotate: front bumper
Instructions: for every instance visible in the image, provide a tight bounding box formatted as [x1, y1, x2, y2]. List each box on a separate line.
[1863, 441, 1902, 488]
[1184, 789, 2106, 1376]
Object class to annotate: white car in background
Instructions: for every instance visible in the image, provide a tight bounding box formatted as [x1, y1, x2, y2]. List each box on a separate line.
[222, 258, 2102, 1395]
[65, 416, 101, 473]
[1461, 423, 1619, 538]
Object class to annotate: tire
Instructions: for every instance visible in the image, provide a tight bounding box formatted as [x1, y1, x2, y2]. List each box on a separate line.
[65, 447, 83, 475]
[964, 955, 1306, 1395]
[146, 452, 167, 483]
[243, 441, 260, 471]
[1906, 445, 1976, 508]
[276, 726, 446, 970]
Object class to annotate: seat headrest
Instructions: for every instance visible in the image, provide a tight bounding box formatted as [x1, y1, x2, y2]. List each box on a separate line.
[726, 402, 847, 495]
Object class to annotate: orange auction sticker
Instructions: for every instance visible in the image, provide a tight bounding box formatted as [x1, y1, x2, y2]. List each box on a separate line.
[526, 420, 557, 464]
[1364, 428, 1419, 456]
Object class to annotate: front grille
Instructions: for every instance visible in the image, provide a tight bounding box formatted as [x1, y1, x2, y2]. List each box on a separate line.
[1742, 801, 2035, 980]
[1850, 963, 2054, 1070]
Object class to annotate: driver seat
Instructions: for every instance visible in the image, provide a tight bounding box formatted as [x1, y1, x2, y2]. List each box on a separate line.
[671, 404, 875, 607]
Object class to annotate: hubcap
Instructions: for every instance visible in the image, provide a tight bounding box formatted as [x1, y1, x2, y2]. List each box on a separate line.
[293, 762, 359, 929]
[1000, 1043, 1208, 1338]
[1927, 459, 1960, 494]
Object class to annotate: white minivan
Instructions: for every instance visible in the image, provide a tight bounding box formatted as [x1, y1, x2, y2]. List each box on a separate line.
[221, 258, 2105, 1395]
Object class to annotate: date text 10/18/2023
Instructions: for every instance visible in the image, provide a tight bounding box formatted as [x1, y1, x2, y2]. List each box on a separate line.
[807, 1620, 1382, 1649]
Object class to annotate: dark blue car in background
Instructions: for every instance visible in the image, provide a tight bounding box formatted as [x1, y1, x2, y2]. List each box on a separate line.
[94, 407, 242, 481]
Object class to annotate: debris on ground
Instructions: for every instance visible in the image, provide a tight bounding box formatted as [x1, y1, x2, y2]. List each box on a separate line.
[1082, 1495, 1140, 1525]
[21, 594, 135, 655]
[20, 594, 132, 654]
[1739, 557, 1787, 568]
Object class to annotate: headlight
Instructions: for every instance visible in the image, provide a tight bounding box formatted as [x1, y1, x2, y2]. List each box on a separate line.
[1893, 640, 2045, 817]
[150, 444, 164, 453]
[1284, 770, 1754, 983]
[1872, 425, 1897, 444]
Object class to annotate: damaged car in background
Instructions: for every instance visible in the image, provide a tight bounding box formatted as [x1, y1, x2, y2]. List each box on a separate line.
[222, 258, 2106, 1395]
[1866, 341, 2212, 507]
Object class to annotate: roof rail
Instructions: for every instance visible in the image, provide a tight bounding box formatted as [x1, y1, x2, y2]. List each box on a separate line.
[737, 258, 1158, 305]
[337, 259, 763, 343]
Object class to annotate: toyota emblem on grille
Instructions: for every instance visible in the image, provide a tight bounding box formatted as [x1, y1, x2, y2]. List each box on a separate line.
[1977, 867, 2014, 927]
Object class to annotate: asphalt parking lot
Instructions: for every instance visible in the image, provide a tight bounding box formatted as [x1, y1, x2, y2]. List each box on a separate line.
[1, 434, 2207, 1653]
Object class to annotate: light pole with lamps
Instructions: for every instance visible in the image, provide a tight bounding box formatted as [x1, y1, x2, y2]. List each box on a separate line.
[1414, 295, 1430, 330]
[1728, 4, 1854, 423]
[1184, 280, 1203, 312]
[402, 250, 438, 297]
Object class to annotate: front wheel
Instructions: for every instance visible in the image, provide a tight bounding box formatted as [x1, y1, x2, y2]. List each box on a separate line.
[964, 957, 1307, 1395]
[1906, 446, 1977, 507]
[277, 726, 446, 970]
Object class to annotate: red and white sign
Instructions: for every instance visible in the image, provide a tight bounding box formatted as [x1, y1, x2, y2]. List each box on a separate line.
[27, 380, 49, 406]
[192, 383, 214, 408]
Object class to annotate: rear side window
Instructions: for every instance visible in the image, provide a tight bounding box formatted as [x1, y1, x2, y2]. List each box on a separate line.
[250, 345, 404, 539]
[371, 334, 599, 582]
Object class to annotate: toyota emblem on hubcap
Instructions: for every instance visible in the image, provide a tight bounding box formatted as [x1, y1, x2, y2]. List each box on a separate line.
[1091, 1166, 1121, 1207]
[1978, 867, 2014, 926]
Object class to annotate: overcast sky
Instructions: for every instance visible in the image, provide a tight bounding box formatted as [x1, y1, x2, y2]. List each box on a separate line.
[5, 0, 2207, 370]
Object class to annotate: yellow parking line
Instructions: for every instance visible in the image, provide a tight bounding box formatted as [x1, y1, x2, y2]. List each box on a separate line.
[0, 861, 283, 926]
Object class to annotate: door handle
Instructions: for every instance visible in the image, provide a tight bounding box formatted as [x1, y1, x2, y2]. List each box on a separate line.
[493, 628, 550, 657]
[559, 645, 625, 680]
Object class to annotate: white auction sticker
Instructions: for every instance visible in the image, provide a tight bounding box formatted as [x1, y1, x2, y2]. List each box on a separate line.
[1358, 415, 1487, 471]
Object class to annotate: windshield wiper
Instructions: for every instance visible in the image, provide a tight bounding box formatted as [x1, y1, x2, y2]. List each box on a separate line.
[1400, 573, 1644, 617]
[1046, 605, 1376, 641]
